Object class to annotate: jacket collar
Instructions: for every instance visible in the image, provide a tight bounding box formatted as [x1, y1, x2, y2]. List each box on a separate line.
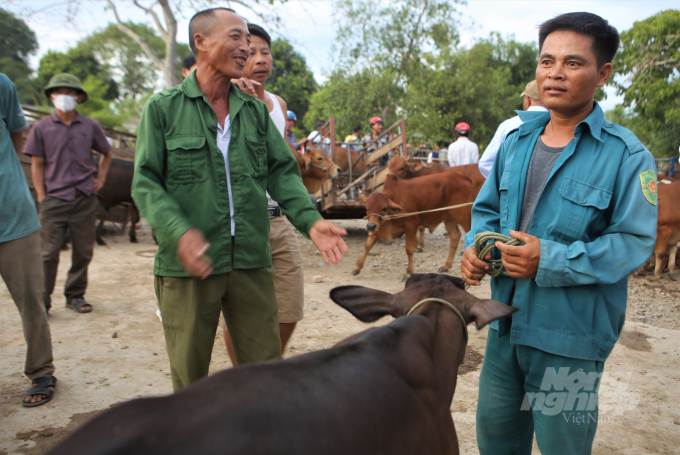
[517, 102, 605, 143]
[182, 70, 248, 119]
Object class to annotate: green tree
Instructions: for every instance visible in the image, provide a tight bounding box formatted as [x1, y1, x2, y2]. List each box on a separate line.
[78, 22, 191, 98]
[406, 34, 538, 150]
[305, 68, 402, 138]
[610, 10, 680, 157]
[0, 8, 39, 103]
[268, 38, 317, 124]
[307, 0, 463, 138]
[35, 48, 119, 103]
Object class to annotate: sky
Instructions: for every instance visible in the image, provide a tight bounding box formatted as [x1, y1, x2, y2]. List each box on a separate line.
[6, 0, 678, 111]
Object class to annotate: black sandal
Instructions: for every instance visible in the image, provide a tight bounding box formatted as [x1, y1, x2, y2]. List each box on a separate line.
[66, 298, 93, 313]
[23, 376, 57, 408]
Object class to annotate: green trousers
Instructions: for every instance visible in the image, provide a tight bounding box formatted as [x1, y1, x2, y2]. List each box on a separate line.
[476, 329, 604, 455]
[154, 266, 281, 391]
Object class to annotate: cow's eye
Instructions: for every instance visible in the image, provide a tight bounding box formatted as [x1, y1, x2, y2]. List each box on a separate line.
[317, 157, 323, 160]
[382, 207, 387, 212]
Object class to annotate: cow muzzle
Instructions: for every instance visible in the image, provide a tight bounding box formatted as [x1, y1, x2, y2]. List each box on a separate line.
[367, 222, 377, 232]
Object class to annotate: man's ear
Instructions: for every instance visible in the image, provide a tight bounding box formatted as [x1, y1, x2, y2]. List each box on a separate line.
[468, 299, 519, 330]
[193, 32, 208, 54]
[330, 285, 397, 322]
[597, 62, 613, 87]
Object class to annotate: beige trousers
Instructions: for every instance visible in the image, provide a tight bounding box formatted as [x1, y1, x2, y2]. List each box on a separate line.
[0, 231, 55, 380]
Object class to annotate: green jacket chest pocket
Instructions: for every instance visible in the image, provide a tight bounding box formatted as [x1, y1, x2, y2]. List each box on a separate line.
[245, 134, 266, 178]
[166, 136, 208, 184]
[553, 178, 612, 242]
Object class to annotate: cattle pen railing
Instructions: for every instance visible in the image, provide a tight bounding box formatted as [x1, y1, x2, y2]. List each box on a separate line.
[312, 117, 408, 219]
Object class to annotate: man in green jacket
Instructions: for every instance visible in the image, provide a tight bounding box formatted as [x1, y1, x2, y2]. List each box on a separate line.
[132, 7, 347, 391]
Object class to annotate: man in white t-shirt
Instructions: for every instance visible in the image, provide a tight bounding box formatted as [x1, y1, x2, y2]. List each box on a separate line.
[447, 122, 479, 167]
[229, 23, 305, 363]
[478, 80, 549, 178]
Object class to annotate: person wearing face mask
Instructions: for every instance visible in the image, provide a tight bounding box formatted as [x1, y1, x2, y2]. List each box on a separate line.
[23, 73, 112, 315]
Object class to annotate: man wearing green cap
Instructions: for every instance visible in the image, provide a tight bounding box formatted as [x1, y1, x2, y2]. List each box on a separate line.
[23, 73, 112, 314]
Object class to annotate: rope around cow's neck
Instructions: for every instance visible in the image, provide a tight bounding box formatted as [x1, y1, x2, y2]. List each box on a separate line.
[406, 297, 468, 345]
[473, 232, 521, 278]
[364, 201, 474, 221]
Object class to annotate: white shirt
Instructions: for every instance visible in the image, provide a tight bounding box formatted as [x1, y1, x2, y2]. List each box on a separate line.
[478, 106, 549, 178]
[448, 136, 479, 167]
[216, 115, 235, 236]
[266, 92, 286, 208]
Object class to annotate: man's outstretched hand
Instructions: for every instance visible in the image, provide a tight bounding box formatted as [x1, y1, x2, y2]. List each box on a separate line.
[177, 228, 213, 280]
[309, 220, 348, 265]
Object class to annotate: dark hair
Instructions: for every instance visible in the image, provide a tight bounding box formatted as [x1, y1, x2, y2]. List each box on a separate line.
[182, 54, 196, 70]
[353, 125, 362, 133]
[538, 12, 620, 67]
[189, 7, 237, 55]
[248, 24, 271, 48]
[314, 120, 325, 130]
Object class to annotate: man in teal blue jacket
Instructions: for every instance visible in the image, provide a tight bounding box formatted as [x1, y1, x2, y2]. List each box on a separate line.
[461, 13, 657, 455]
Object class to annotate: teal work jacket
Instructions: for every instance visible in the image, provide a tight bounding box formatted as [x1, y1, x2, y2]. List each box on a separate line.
[465, 103, 657, 362]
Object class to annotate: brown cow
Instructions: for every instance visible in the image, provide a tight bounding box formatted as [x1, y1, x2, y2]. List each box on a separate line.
[388, 156, 485, 250]
[334, 145, 366, 176]
[652, 181, 680, 279]
[46, 273, 517, 455]
[291, 146, 341, 194]
[352, 173, 475, 278]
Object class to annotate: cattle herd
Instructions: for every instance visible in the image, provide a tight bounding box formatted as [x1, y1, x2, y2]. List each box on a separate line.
[43, 145, 678, 454]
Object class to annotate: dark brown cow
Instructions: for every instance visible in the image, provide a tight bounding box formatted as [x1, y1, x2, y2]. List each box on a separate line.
[653, 181, 680, 279]
[291, 146, 341, 194]
[93, 155, 140, 243]
[352, 173, 476, 278]
[46, 273, 517, 455]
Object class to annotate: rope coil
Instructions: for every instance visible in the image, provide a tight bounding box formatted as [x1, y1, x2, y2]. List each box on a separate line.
[473, 232, 521, 277]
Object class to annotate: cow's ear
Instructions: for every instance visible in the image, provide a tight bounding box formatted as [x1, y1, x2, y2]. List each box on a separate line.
[358, 192, 368, 203]
[304, 155, 311, 171]
[330, 285, 397, 322]
[468, 299, 519, 330]
[388, 200, 405, 213]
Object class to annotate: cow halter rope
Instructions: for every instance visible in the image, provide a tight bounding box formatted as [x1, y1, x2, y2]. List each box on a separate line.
[406, 298, 468, 345]
[473, 232, 521, 277]
[364, 201, 474, 222]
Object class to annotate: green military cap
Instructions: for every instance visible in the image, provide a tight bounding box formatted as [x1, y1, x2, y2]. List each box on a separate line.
[44, 73, 88, 102]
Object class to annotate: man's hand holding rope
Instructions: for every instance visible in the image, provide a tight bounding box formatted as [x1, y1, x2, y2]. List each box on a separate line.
[461, 230, 541, 285]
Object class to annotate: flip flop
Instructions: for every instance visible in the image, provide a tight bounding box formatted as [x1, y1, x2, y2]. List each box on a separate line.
[66, 298, 93, 313]
[23, 376, 57, 408]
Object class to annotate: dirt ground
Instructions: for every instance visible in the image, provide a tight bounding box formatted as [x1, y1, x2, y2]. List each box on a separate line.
[1, 220, 679, 454]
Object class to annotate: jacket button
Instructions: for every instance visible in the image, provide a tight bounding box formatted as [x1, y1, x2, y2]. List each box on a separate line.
[212, 122, 217, 128]
[260, 147, 264, 152]
[604, 124, 612, 128]
[220, 181, 227, 186]
[580, 198, 586, 204]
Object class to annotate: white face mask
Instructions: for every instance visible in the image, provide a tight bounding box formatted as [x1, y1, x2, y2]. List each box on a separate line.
[52, 94, 78, 112]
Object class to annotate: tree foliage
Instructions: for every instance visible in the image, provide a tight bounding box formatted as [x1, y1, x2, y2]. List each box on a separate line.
[0, 8, 39, 103]
[268, 38, 317, 124]
[609, 9, 680, 157]
[406, 34, 538, 149]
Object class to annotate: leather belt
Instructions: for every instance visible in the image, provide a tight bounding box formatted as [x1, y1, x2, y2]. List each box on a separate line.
[76, 190, 87, 196]
[268, 206, 281, 219]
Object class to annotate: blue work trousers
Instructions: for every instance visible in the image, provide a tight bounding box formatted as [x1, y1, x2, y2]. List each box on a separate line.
[476, 329, 604, 455]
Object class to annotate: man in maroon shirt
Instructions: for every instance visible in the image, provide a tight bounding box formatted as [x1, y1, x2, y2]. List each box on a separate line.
[23, 73, 112, 314]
